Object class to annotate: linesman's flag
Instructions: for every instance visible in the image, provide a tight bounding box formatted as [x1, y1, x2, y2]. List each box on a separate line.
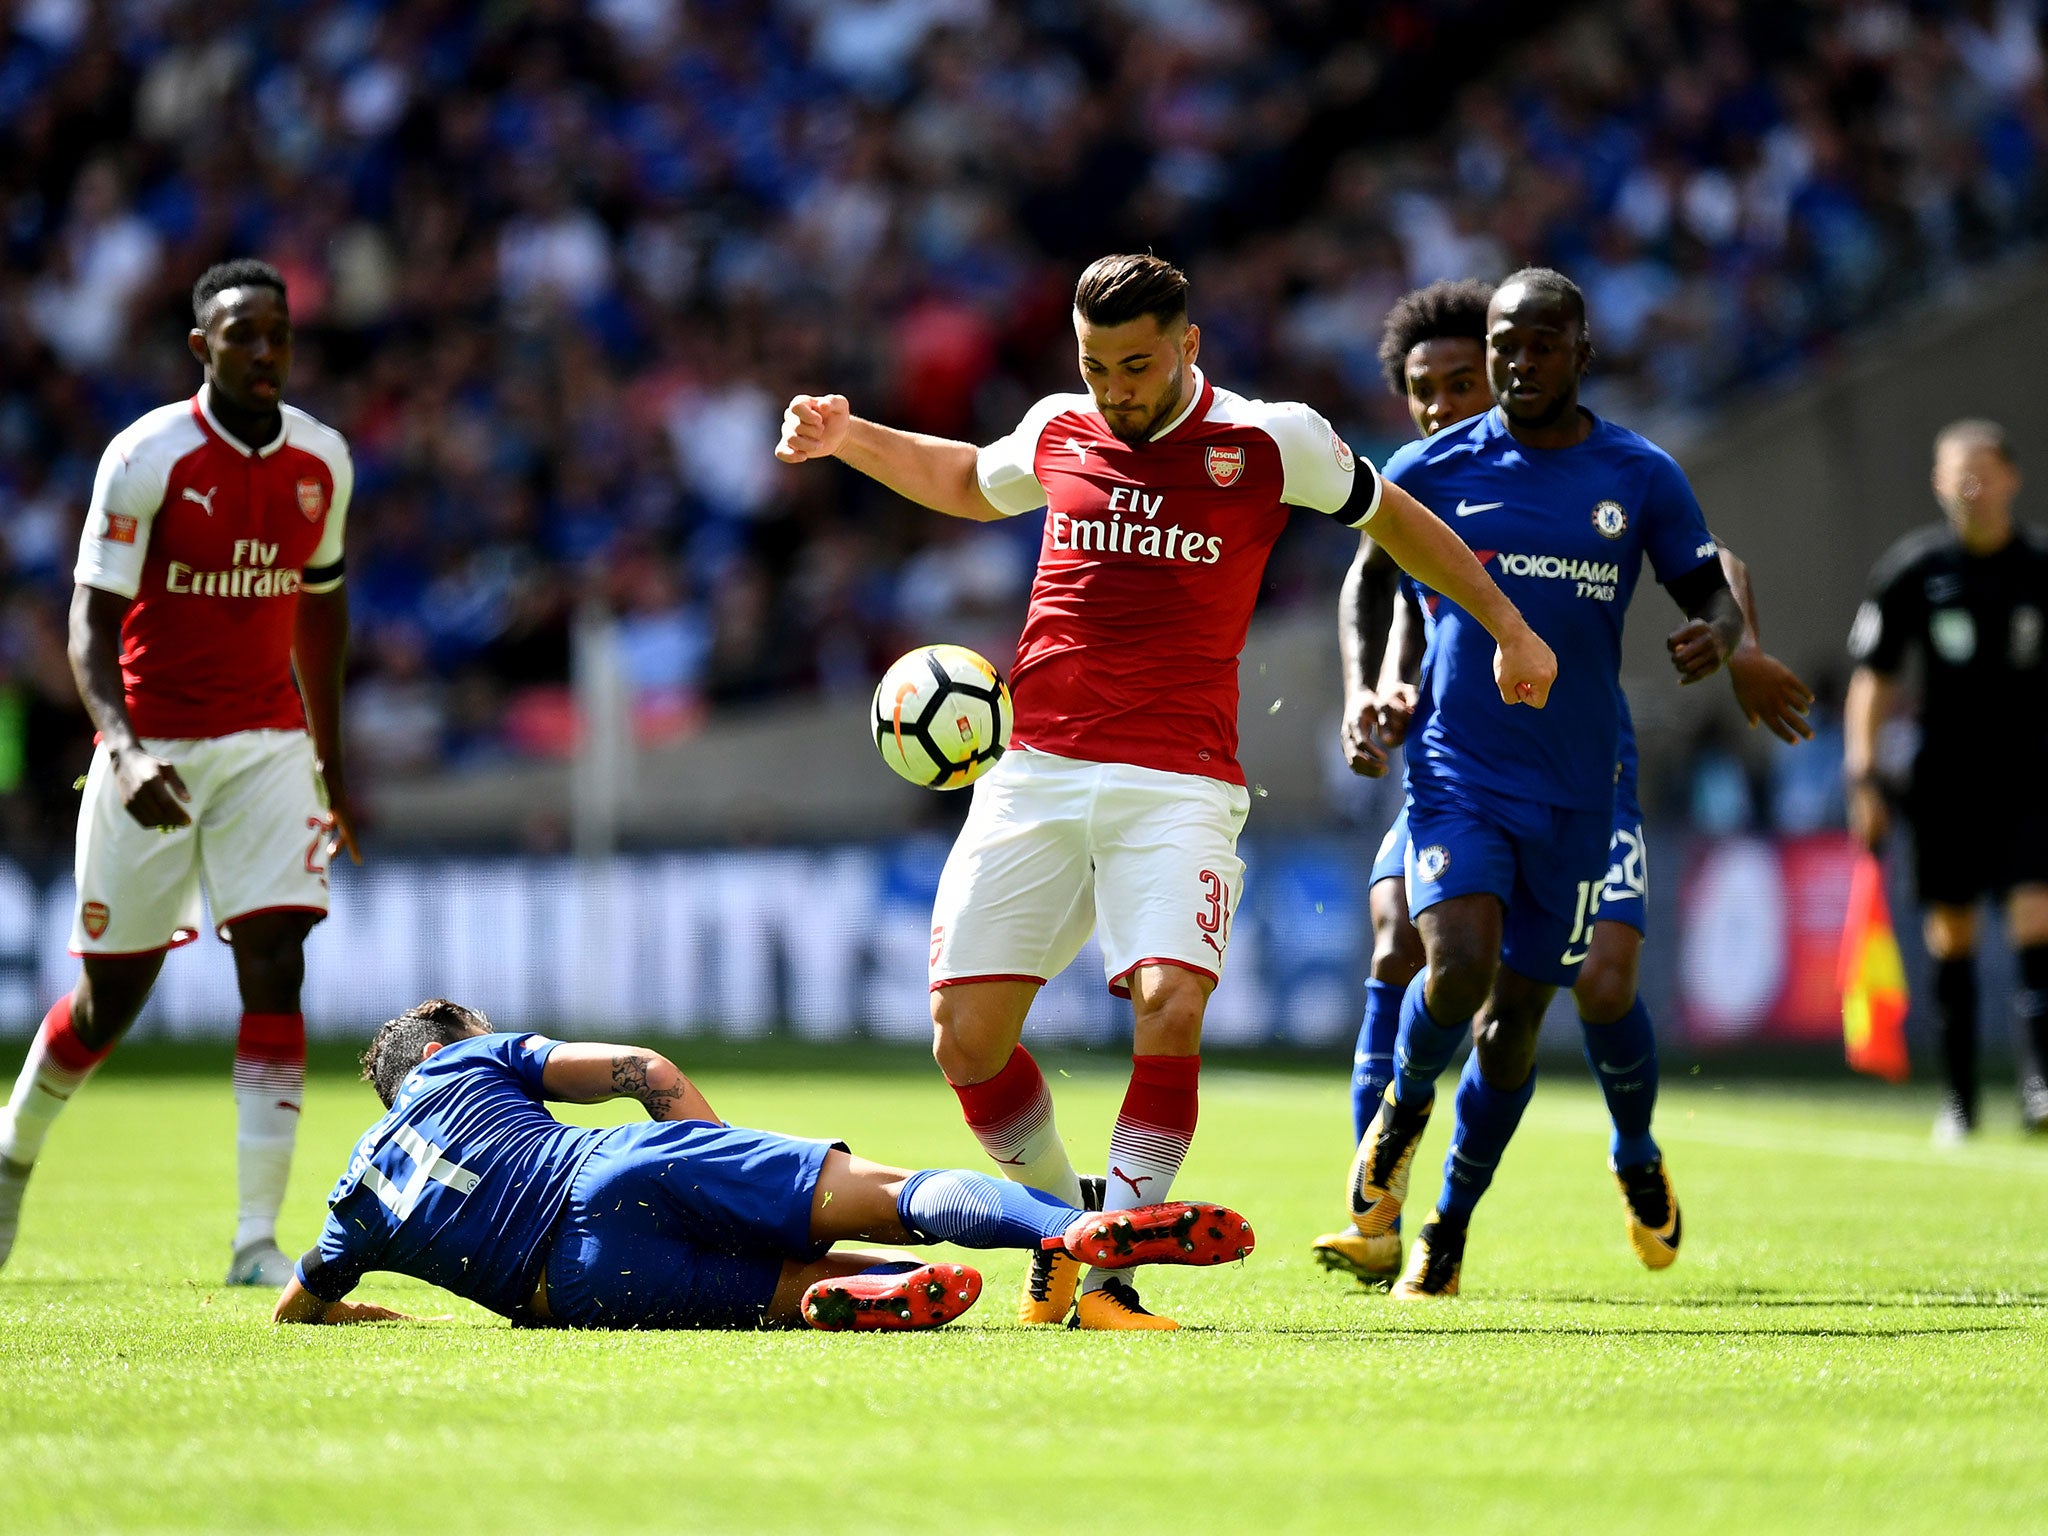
[1838, 850, 1909, 1082]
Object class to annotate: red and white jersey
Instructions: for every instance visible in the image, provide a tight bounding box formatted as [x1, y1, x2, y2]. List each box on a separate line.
[73, 390, 352, 740]
[975, 368, 1380, 783]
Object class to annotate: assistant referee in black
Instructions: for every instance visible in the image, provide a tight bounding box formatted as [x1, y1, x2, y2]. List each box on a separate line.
[1846, 419, 2048, 1142]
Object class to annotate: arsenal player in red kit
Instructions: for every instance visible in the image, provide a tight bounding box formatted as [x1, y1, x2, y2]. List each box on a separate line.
[0, 260, 357, 1287]
[778, 254, 1555, 1328]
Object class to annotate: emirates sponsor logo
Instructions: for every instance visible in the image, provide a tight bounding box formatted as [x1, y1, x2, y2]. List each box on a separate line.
[1206, 445, 1245, 486]
[165, 539, 300, 598]
[1048, 512, 1223, 565]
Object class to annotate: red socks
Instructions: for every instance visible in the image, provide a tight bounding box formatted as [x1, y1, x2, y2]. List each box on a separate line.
[948, 1045, 1082, 1205]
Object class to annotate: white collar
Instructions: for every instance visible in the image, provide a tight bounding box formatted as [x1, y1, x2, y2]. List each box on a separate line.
[199, 385, 287, 458]
[1148, 365, 1207, 442]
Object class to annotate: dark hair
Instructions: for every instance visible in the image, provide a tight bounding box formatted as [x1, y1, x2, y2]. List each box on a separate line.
[1378, 279, 1495, 394]
[1936, 418, 2015, 464]
[1073, 253, 1189, 329]
[360, 998, 493, 1108]
[1494, 266, 1587, 331]
[192, 258, 289, 327]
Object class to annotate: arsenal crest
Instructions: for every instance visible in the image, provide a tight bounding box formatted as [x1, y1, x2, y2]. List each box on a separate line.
[1330, 429, 1355, 473]
[1206, 445, 1245, 487]
[296, 478, 326, 520]
[81, 901, 110, 939]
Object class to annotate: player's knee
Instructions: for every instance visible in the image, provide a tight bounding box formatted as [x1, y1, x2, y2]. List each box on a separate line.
[1370, 915, 1425, 987]
[1472, 1015, 1539, 1089]
[1426, 949, 1496, 1024]
[1923, 906, 1977, 961]
[1130, 970, 1207, 1055]
[1574, 960, 1636, 1026]
[928, 1000, 1008, 1086]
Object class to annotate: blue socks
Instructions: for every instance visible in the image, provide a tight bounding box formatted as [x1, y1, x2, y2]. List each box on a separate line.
[896, 1169, 1076, 1249]
[1350, 980, 1404, 1141]
[1437, 1051, 1536, 1226]
[1579, 996, 1660, 1168]
[1393, 970, 1466, 1105]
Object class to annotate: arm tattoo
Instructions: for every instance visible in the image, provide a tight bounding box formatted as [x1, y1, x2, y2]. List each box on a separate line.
[610, 1051, 684, 1118]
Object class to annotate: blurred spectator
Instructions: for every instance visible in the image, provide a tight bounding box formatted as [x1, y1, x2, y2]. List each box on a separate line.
[0, 0, 2045, 846]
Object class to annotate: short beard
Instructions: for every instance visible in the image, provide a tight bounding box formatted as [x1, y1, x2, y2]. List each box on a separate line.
[1105, 359, 1186, 444]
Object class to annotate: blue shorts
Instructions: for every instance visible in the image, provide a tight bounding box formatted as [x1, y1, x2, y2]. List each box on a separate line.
[1403, 781, 1615, 987]
[1379, 777, 1649, 937]
[1599, 748, 1647, 937]
[1371, 807, 1409, 888]
[543, 1121, 839, 1330]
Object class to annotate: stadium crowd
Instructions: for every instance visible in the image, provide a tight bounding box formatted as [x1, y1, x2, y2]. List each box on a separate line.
[0, 0, 2043, 843]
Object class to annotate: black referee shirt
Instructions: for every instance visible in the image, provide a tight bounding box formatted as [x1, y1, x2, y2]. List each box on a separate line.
[1849, 522, 2048, 798]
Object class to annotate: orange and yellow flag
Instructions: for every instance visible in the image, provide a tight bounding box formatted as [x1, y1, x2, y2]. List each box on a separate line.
[1838, 850, 1909, 1082]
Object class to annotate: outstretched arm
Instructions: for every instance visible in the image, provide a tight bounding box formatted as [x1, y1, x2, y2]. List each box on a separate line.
[540, 1043, 720, 1124]
[776, 394, 1007, 522]
[1367, 480, 1556, 708]
[1717, 545, 1815, 742]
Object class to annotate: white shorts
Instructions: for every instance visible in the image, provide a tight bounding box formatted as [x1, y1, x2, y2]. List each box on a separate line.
[929, 748, 1250, 996]
[70, 729, 332, 956]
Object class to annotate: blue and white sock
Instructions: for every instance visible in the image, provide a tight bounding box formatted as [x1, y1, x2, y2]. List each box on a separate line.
[1393, 970, 1467, 1105]
[1350, 979, 1403, 1143]
[1579, 996, 1660, 1168]
[896, 1169, 1077, 1249]
[1436, 1052, 1536, 1227]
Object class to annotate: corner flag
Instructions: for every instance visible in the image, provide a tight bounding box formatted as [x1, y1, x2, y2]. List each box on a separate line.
[1838, 850, 1909, 1082]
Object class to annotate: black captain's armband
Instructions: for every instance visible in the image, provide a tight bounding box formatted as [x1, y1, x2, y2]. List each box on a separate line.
[1662, 556, 1729, 613]
[302, 558, 346, 591]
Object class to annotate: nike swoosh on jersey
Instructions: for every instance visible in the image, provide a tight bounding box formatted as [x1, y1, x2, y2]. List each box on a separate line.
[1454, 500, 1503, 517]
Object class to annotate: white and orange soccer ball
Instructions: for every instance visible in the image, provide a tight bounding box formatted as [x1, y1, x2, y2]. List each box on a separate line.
[871, 644, 1012, 789]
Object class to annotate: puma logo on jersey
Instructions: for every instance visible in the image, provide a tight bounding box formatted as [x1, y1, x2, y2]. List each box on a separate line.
[1066, 437, 1092, 464]
[181, 486, 219, 515]
[1454, 499, 1503, 517]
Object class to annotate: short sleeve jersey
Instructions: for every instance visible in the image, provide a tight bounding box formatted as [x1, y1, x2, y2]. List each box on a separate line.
[295, 1034, 605, 1319]
[72, 392, 351, 740]
[975, 367, 1381, 784]
[1386, 408, 1717, 812]
[1848, 522, 2048, 791]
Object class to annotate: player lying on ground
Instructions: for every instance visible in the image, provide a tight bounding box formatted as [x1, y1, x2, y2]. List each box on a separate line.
[1847, 418, 2048, 1140]
[1330, 269, 1754, 1300]
[273, 1000, 1255, 1332]
[775, 252, 1554, 1330]
[1312, 280, 1813, 1284]
[0, 259, 358, 1288]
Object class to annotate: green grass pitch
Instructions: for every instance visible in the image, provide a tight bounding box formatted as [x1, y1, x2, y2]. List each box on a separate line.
[1, 1048, 2045, 1534]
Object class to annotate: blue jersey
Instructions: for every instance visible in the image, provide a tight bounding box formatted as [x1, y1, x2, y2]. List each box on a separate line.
[296, 1034, 605, 1318]
[1385, 408, 1715, 811]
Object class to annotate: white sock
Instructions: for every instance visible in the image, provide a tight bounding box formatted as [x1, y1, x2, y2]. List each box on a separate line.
[0, 1004, 105, 1168]
[232, 1013, 304, 1252]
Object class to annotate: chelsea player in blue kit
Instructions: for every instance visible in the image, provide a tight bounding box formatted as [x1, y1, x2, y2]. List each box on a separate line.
[273, 1000, 1255, 1332]
[1314, 282, 1813, 1287]
[1334, 270, 1751, 1300]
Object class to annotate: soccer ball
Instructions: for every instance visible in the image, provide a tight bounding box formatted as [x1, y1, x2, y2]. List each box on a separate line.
[871, 644, 1012, 789]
